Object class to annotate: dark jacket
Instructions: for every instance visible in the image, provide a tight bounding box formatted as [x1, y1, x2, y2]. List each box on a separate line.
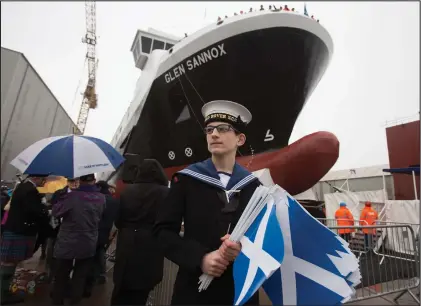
[52, 185, 105, 259]
[112, 159, 169, 294]
[51, 186, 69, 205]
[48, 186, 69, 238]
[153, 161, 261, 305]
[98, 193, 120, 246]
[3, 181, 49, 236]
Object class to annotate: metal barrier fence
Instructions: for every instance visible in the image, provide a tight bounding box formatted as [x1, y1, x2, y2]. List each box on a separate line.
[317, 218, 369, 227]
[329, 224, 420, 304]
[114, 223, 419, 305]
[147, 258, 179, 305]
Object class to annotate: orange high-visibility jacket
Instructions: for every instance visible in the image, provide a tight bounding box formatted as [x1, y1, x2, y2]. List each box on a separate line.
[360, 207, 378, 234]
[334, 207, 355, 233]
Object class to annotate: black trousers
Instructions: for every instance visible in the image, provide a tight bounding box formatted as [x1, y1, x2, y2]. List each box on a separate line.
[51, 257, 93, 305]
[84, 244, 106, 294]
[111, 288, 151, 306]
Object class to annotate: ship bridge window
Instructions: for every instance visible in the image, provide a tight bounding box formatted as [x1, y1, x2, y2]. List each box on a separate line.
[141, 36, 152, 54]
[152, 39, 165, 51]
[165, 43, 174, 50]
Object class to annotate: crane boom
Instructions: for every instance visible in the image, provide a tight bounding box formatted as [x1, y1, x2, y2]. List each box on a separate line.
[75, 1, 98, 135]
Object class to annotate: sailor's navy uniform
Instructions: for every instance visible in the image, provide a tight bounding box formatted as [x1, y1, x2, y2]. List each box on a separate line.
[154, 99, 260, 304]
[153, 158, 261, 305]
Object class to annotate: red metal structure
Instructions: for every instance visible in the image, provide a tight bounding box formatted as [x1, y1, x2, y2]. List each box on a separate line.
[385, 119, 420, 200]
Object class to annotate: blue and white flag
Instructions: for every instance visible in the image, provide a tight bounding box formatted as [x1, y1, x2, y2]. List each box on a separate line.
[233, 198, 284, 305]
[263, 189, 360, 305]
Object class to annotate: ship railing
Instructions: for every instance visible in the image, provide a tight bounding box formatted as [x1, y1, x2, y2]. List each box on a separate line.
[328, 224, 420, 304]
[217, 5, 320, 23]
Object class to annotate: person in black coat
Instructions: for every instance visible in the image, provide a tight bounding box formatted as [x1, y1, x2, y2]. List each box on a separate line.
[0, 174, 49, 305]
[153, 100, 261, 305]
[110, 159, 169, 306]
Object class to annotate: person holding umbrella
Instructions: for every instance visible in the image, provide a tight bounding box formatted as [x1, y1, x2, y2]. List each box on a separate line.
[0, 174, 49, 305]
[50, 174, 105, 305]
[84, 179, 119, 294]
[153, 100, 260, 305]
[6, 135, 124, 304]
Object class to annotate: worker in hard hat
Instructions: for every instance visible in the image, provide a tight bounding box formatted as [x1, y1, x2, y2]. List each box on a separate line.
[334, 202, 354, 242]
[360, 201, 378, 250]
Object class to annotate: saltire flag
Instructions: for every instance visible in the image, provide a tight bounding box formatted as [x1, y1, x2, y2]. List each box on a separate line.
[263, 189, 361, 305]
[304, 3, 309, 16]
[233, 197, 284, 305]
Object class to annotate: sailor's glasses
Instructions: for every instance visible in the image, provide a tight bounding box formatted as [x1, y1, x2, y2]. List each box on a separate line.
[204, 124, 236, 134]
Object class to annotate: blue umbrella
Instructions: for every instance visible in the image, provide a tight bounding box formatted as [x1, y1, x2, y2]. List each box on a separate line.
[10, 135, 125, 178]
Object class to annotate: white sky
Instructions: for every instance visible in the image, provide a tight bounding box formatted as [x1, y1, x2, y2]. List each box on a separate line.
[1, 1, 419, 170]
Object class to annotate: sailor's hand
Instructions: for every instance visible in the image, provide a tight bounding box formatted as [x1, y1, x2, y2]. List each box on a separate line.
[219, 234, 242, 262]
[201, 250, 229, 277]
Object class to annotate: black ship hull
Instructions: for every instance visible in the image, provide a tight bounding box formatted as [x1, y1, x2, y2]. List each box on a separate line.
[108, 12, 335, 191]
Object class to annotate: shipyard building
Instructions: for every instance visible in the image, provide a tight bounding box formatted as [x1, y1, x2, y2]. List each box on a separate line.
[1, 47, 79, 181]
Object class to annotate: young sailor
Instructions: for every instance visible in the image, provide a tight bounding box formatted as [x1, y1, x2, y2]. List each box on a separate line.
[153, 100, 261, 305]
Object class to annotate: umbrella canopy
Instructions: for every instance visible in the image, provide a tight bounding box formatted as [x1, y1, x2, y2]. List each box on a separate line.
[10, 135, 125, 179]
[37, 176, 68, 194]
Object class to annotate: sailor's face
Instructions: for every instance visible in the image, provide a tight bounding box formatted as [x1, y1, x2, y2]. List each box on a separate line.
[205, 122, 245, 155]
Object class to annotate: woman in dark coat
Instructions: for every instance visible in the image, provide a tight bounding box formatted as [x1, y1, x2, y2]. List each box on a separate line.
[111, 159, 169, 306]
[153, 100, 260, 305]
[0, 174, 49, 305]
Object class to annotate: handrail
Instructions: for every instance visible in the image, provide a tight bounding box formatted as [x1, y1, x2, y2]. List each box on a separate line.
[217, 5, 320, 23]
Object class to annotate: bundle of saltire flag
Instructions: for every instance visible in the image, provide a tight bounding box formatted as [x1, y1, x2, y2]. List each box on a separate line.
[198, 185, 361, 305]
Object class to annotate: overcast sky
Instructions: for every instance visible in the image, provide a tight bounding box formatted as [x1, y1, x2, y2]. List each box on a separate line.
[1, 1, 419, 171]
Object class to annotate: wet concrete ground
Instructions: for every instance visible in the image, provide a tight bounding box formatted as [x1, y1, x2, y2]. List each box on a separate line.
[19, 251, 420, 306]
[17, 250, 113, 306]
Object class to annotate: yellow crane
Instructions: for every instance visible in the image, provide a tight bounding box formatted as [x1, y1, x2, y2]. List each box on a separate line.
[75, 1, 98, 135]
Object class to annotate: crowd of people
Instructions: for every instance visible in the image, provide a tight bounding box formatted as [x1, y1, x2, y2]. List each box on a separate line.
[0, 174, 120, 305]
[0, 100, 254, 306]
[0, 164, 172, 306]
[3, 98, 375, 305]
[0, 95, 383, 306]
